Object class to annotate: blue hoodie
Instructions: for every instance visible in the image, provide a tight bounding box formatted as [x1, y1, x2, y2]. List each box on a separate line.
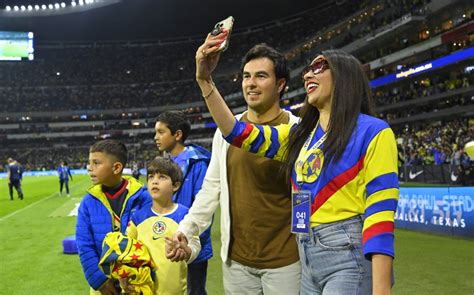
[172, 144, 213, 264]
[76, 176, 152, 290]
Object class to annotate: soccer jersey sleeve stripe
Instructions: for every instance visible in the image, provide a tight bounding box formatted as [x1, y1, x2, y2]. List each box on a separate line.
[241, 124, 263, 152]
[364, 199, 398, 219]
[249, 124, 265, 153]
[256, 125, 274, 156]
[363, 232, 395, 258]
[224, 120, 292, 161]
[224, 119, 253, 148]
[265, 126, 281, 158]
[362, 210, 394, 231]
[274, 124, 292, 162]
[366, 172, 399, 197]
[365, 188, 399, 208]
[362, 220, 394, 245]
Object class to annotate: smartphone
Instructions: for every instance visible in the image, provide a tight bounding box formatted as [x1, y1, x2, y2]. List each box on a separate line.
[210, 16, 234, 52]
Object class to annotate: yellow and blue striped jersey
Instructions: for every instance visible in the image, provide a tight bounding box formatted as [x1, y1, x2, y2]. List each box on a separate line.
[224, 113, 399, 258]
[127, 204, 189, 294]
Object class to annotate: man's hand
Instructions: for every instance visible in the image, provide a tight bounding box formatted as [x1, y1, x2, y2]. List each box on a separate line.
[165, 232, 191, 262]
[195, 31, 228, 82]
[99, 279, 120, 295]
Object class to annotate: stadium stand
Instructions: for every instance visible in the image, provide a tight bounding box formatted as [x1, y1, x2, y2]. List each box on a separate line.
[0, 0, 472, 186]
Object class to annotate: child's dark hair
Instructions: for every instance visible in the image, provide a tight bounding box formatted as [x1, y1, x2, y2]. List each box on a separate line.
[90, 139, 128, 168]
[147, 157, 183, 185]
[156, 111, 191, 143]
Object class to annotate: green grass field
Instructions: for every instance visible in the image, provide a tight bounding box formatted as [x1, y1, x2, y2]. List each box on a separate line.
[0, 175, 472, 294]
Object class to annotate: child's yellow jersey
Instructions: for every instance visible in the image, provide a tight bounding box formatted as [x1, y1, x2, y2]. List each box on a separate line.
[127, 205, 189, 295]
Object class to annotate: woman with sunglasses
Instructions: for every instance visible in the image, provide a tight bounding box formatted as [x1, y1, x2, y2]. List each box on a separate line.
[196, 32, 398, 294]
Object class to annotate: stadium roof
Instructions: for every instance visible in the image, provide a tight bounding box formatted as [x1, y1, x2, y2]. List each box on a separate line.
[0, 0, 326, 42]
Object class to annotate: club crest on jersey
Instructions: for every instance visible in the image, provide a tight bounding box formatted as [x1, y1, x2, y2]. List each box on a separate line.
[301, 149, 324, 183]
[153, 221, 166, 235]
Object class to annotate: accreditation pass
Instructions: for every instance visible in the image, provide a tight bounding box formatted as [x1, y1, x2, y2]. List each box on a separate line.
[291, 190, 311, 233]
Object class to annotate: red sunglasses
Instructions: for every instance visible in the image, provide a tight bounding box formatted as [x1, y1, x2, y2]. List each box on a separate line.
[301, 59, 330, 79]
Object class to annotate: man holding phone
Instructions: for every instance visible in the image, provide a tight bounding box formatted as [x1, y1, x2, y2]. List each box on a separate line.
[169, 19, 301, 295]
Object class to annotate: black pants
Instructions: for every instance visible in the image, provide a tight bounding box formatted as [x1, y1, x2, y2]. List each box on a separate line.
[187, 260, 208, 295]
[60, 179, 70, 194]
[9, 180, 23, 200]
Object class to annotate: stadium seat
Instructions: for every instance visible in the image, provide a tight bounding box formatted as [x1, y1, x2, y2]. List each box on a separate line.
[62, 235, 78, 254]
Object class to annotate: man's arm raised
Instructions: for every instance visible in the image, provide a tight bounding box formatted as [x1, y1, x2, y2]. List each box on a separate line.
[196, 31, 236, 137]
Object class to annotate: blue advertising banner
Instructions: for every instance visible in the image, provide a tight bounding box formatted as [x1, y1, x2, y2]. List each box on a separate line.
[396, 187, 474, 237]
[370, 46, 474, 88]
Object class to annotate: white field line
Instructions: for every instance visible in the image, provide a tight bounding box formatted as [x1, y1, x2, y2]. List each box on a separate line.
[0, 178, 89, 223]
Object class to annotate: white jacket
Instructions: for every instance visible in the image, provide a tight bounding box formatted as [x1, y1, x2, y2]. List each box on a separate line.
[178, 110, 299, 263]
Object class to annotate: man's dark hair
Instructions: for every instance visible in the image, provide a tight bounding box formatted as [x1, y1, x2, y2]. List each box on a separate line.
[240, 43, 289, 98]
[147, 157, 183, 186]
[156, 111, 191, 143]
[90, 139, 128, 167]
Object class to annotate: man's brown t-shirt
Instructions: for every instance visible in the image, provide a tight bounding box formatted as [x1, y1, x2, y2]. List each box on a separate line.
[227, 111, 299, 269]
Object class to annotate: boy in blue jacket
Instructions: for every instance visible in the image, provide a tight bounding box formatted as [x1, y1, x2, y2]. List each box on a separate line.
[76, 139, 151, 294]
[155, 111, 211, 295]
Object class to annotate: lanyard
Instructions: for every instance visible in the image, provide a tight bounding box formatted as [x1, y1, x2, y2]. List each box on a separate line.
[295, 124, 327, 185]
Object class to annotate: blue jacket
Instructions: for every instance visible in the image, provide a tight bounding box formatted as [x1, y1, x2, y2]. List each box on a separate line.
[8, 163, 23, 181]
[172, 144, 213, 264]
[57, 165, 72, 181]
[75, 176, 152, 290]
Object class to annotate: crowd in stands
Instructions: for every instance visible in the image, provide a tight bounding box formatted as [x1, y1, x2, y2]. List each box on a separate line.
[376, 70, 472, 121]
[374, 71, 472, 106]
[0, 130, 213, 171]
[396, 119, 472, 167]
[1, 0, 472, 180]
[1, 0, 451, 113]
[286, 0, 435, 69]
[357, 13, 472, 65]
[2, 117, 471, 172]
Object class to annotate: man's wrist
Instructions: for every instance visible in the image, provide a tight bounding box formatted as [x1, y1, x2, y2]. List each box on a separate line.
[196, 77, 213, 86]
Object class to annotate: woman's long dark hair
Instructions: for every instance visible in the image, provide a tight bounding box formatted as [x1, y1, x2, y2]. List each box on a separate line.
[284, 50, 375, 181]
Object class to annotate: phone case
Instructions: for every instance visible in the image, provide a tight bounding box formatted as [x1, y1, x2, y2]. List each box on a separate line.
[211, 16, 234, 52]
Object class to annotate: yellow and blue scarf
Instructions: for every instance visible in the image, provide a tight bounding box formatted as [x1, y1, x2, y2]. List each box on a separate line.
[99, 232, 156, 295]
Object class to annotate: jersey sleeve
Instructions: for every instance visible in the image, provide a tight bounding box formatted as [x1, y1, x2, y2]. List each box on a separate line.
[223, 118, 293, 162]
[362, 127, 399, 258]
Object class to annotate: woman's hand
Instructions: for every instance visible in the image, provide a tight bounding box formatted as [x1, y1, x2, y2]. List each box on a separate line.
[195, 30, 228, 82]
